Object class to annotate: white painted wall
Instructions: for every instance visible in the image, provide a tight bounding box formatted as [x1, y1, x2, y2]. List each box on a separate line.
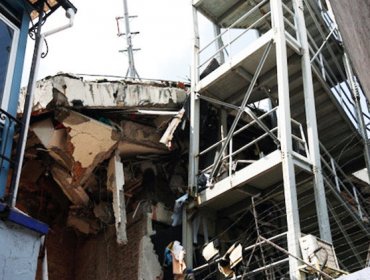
[0, 220, 41, 280]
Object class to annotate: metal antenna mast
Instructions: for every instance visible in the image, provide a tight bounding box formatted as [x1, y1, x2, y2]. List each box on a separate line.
[117, 0, 140, 79]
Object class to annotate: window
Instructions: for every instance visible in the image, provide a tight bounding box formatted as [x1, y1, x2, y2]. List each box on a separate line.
[0, 13, 19, 110]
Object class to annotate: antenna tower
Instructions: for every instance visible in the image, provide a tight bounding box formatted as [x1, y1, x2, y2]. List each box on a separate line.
[116, 0, 140, 79]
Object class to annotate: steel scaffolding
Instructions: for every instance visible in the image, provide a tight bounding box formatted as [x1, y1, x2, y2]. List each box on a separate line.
[186, 0, 370, 278]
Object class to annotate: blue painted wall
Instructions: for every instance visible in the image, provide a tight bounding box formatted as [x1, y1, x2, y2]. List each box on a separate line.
[0, 2, 30, 198]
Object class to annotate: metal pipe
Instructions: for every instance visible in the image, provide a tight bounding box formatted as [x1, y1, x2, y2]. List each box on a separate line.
[244, 107, 279, 145]
[236, 258, 289, 278]
[198, 0, 268, 54]
[197, 107, 279, 157]
[10, 8, 76, 207]
[199, 12, 271, 70]
[259, 236, 334, 279]
[41, 236, 49, 280]
[199, 128, 278, 174]
[327, 201, 364, 267]
[330, 157, 340, 192]
[209, 40, 273, 181]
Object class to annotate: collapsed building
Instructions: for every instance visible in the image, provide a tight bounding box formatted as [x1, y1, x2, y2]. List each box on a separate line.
[4, 0, 370, 280]
[15, 74, 190, 279]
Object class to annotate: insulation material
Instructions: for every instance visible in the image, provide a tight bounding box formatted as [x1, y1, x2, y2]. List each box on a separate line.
[107, 153, 127, 244]
[18, 74, 187, 112]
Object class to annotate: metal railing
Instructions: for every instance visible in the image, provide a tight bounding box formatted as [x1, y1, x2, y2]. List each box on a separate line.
[303, 0, 370, 135]
[320, 142, 369, 221]
[197, 107, 279, 176]
[0, 109, 21, 198]
[197, 0, 272, 75]
[196, 107, 310, 182]
[197, 0, 300, 77]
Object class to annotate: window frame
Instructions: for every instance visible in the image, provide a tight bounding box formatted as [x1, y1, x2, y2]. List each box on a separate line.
[0, 12, 20, 111]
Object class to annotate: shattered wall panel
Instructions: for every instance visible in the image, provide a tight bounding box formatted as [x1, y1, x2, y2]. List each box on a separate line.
[118, 121, 170, 156]
[107, 153, 127, 244]
[31, 110, 118, 206]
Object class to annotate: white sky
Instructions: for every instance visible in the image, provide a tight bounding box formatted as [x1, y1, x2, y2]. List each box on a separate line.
[22, 0, 197, 84]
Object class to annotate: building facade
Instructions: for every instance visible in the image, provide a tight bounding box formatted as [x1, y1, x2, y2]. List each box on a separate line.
[0, 1, 75, 279]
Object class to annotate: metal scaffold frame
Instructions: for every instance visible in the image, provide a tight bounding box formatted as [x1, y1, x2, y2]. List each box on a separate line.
[187, 0, 370, 278]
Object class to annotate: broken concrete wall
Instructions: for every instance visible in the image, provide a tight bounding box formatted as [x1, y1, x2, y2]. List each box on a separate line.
[74, 209, 162, 280]
[18, 74, 188, 112]
[15, 73, 191, 280]
[30, 109, 118, 206]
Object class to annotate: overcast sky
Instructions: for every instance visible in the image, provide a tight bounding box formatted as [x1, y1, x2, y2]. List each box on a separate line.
[23, 0, 200, 84]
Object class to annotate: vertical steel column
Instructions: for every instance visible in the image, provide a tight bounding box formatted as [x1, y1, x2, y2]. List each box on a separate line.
[182, 205, 193, 268]
[271, 0, 303, 279]
[292, 0, 332, 243]
[213, 24, 225, 64]
[184, 4, 201, 269]
[189, 5, 200, 196]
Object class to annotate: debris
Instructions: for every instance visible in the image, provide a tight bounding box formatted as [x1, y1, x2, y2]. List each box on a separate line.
[171, 194, 188, 227]
[160, 108, 185, 149]
[202, 240, 220, 262]
[93, 202, 114, 224]
[50, 164, 89, 206]
[167, 241, 187, 279]
[31, 109, 118, 205]
[138, 236, 163, 280]
[218, 243, 243, 277]
[107, 152, 127, 244]
[150, 202, 173, 225]
[118, 120, 170, 156]
[67, 214, 100, 235]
